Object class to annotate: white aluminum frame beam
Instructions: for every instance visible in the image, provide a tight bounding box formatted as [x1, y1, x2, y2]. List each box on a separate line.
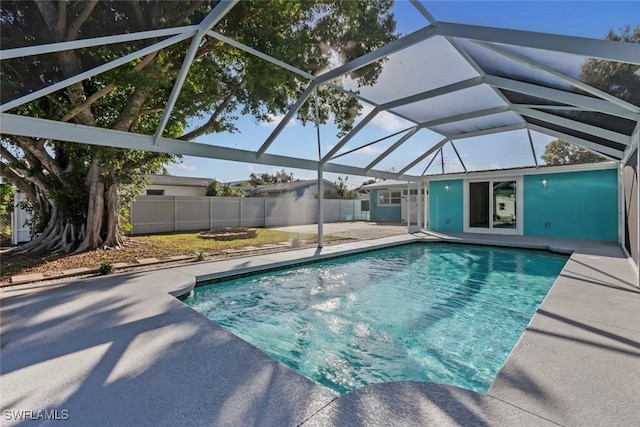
[485, 75, 639, 121]
[436, 21, 640, 65]
[322, 76, 482, 163]
[421, 105, 510, 128]
[526, 128, 539, 168]
[513, 105, 631, 146]
[0, 32, 196, 113]
[1, 113, 422, 182]
[410, 0, 437, 25]
[365, 127, 422, 172]
[257, 83, 318, 157]
[527, 123, 622, 159]
[321, 107, 382, 162]
[397, 137, 449, 175]
[331, 127, 413, 160]
[450, 141, 467, 172]
[316, 25, 438, 84]
[476, 41, 640, 114]
[0, 26, 199, 60]
[154, 1, 239, 143]
[421, 150, 440, 176]
[448, 123, 526, 140]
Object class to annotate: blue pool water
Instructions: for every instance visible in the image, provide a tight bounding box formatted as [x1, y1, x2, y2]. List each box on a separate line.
[184, 243, 568, 394]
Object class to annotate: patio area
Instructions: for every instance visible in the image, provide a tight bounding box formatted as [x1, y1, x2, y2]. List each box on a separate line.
[1, 232, 637, 426]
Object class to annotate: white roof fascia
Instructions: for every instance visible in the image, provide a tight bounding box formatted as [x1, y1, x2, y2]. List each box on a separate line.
[0, 32, 195, 113]
[436, 21, 640, 65]
[0, 26, 199, 60]
[423, 161, 618, 182]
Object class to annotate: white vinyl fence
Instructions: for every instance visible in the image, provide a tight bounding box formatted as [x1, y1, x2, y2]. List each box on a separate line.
[129, 196, 369, 235]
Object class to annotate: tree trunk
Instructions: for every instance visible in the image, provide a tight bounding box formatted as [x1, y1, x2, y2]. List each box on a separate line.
[103, 183, 123, 248]
[76, 155, 104, 252]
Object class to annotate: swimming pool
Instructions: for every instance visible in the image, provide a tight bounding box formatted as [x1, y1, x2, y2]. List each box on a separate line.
[184, 243, 568, 394]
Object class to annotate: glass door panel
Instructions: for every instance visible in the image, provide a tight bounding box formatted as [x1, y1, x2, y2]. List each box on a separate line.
[469, 182, 489, 228]
[493, 181, 517, 229]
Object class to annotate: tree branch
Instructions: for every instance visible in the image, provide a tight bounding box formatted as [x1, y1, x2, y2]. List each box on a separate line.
[0, 162, 37, 201]
[65, 0, 99, 41]
[14, 136, 65, 180]
[35, 1, 61, 39]
[180, 78, 247, 141]
[60, 51, 159, 122]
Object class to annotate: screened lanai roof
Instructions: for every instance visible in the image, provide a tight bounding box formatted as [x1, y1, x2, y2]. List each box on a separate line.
[1, 1, 639, 182]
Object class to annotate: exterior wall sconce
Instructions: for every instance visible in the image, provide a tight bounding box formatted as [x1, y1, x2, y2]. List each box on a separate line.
[445, 185, 450, 192]
[541, 179, 548, 188]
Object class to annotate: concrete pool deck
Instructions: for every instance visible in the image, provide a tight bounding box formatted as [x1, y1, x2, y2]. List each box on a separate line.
[1, 230, 638, 426]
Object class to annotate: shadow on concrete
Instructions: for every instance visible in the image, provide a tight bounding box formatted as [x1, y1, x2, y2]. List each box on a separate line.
[1, 272, 336, 426]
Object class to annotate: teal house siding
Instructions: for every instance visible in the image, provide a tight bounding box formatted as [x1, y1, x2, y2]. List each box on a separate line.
[370, 189, 402, 222]
[523, 169, 618, 241]
[429, 180, 463, 232]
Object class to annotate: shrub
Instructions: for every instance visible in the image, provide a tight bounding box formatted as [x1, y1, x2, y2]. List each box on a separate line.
[98, 261, 113, 275]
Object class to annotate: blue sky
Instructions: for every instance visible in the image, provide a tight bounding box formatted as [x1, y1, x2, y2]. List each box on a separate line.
[168, 1, 640, 187]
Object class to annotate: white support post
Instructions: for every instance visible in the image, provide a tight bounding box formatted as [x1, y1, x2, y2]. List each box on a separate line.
[317, 166, 324, 248]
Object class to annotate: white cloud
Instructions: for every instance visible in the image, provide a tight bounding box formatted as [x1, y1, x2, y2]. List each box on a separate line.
[357, 105, 412, 132]
[260, 114, 298, 129]
[168, 162, 197, 172]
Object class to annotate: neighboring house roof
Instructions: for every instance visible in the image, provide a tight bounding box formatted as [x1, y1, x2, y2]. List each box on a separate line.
[247, 179, 338, 196]
[359, 179, 415, 190]
[146, 174, 211, 187]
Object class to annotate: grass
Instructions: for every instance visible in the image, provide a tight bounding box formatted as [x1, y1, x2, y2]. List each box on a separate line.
[0, 229, 343, 281]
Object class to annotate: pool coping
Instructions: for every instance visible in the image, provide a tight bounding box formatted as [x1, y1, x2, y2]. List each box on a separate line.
[1, 232, 638, 426]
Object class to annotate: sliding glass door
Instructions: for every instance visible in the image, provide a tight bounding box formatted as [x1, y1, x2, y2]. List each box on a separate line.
[466, 178, 521, 234]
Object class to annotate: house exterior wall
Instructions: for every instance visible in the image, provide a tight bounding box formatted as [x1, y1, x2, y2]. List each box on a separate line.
[146, 184, 207, 197]
[428, 180, 464, 232]
[370, 189, 402, 223]
[523, 169, 618, 241]
[427, 168, 618, 241]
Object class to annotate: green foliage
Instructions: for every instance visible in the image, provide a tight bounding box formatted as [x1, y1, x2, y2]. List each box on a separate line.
[580, 26, 640, 106]
[334, 176, 359, 199]
[98, 261, 113, 275]
[0, 181, 16, 214]
[194, 249, 207, 261]
[541, 139, 607, 165]
[250, 169, 297, 184]
[0, 1, 397, 251]
[206, 180, 245, 197]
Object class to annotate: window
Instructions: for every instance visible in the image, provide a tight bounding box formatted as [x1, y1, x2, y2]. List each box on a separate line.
[379, 190, 402, 205]
[146, 189, 164, 195]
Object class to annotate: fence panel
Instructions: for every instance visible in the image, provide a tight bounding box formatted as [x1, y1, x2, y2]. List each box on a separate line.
[129, 196, 367, 235]
[210, 197, 241, 228]
[240, 198, 265, 228]
[177, 197, 210, 231]
[130, 196, 176, 234]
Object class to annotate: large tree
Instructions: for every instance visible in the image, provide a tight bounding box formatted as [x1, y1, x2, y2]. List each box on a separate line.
[0, 0, 396, 254]
[541, 26, 639, 166]
[541, 139, 607, 165]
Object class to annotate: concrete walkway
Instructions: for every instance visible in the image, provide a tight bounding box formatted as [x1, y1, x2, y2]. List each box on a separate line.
[1, 231, 638, 426]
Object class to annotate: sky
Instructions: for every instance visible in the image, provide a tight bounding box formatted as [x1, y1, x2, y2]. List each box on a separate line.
[167, 1, 640, 188]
